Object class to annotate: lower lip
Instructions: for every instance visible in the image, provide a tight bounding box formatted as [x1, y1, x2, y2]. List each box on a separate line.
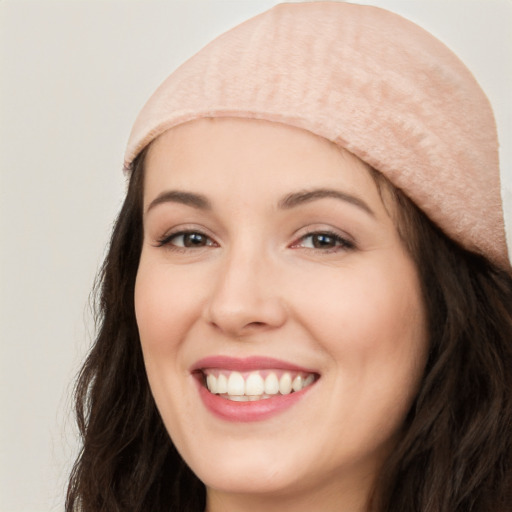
[196, 378, 315, 422]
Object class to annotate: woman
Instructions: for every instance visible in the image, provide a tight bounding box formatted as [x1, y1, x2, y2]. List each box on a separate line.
[67, 2, 512, 511]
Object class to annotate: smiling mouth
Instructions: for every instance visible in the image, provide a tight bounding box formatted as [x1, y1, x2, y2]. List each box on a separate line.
[200, 369, 318, 402]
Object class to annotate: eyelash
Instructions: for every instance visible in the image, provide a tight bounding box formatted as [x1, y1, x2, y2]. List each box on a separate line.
[155, 228, 355, 254]
[292, 231, 355, 252]
[155, 230, 217, 251]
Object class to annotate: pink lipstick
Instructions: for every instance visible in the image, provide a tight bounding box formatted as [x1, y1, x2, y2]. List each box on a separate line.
[192, 356, 319, 422]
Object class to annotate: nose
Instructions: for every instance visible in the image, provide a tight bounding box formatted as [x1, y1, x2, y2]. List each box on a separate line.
[205, 248, 287, 337]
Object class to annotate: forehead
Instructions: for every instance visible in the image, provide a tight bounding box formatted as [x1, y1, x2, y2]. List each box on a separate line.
[143, 117, 384, 211]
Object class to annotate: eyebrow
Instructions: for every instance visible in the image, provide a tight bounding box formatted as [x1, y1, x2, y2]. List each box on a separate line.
[278, 188, 375, 216]
[146, 190, 212, 214]
[146, 187, 374, 217]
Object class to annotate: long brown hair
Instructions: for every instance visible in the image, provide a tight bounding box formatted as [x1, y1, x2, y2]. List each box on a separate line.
[66, 151, 512, 511]
[370, 171, 512, 511]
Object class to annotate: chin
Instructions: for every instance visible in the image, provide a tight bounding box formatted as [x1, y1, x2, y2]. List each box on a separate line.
[180, 437, 310, 496]
[198, 460, 307, 497]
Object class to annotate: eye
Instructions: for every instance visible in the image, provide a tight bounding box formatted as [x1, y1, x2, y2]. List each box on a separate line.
[293, 231, 355, 251]
[156, 230, 217, 249]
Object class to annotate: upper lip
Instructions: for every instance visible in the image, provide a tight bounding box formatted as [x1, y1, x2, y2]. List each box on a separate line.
[190, 356, 318, 374]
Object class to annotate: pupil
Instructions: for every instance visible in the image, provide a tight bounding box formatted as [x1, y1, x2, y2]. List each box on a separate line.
[313, 234, 334, 248]
[184, 233, 205, 247]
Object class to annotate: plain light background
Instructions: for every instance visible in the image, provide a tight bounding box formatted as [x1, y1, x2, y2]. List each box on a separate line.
[0, 1, 510, 510]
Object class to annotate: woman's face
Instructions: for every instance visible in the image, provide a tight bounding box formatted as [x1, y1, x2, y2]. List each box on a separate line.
[135, 118, 428, 506]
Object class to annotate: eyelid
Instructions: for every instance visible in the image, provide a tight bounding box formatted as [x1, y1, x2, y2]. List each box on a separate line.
[289, 226, 356, 251]
[152, 224, 355, 252]
[154, 225, 219, 249]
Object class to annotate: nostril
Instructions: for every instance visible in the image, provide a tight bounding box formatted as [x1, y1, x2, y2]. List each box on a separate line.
[205, 289, 287, 335]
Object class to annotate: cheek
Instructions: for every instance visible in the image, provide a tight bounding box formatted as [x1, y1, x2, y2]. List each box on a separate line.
[134, 258, 202, 432]
[295, 259, 428, 407]
[134, 259, 208, 374]
[300, 262, 424, 340]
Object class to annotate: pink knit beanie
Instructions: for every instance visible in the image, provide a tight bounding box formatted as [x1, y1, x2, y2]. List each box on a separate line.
[124, 1, 509, 269]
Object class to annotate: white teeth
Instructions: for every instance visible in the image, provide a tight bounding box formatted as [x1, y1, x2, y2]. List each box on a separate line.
[279, 373, 292, 395]
[245, 372, 265, 395]
[204, 369, 317, 399]
[292, 375, 303, 392]
[206, 374, 217, 394]
[228, 395, 247, 402]
[264, 373, 280, 395]
[303, 374, 315, 387]
[226, 394, 272, 402]
[217, 373, 228, 394]
[227, 371, 245, 396]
